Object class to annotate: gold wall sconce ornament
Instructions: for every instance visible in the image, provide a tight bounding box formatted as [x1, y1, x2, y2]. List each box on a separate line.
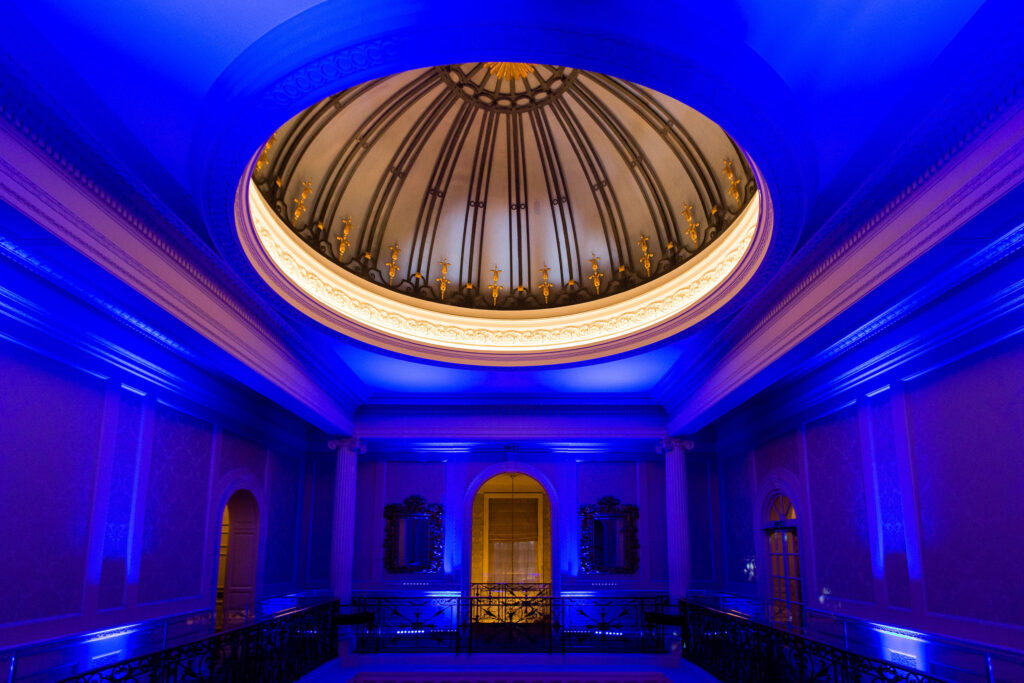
[488, 265, 503, 307]
[681, 202, 699, 244]
[435, 258, 451, 301]
[385, 242, 401, 286]
[637, 234, 652, 278]
[588, 254, 603, 295]
[336, 216, 352, 261]
[539, 265, 553, 304]
[484, 62, 536, 81]
[254, 133, 276, 175]
[292, 179, 312, 225]
[723, 158, 742, 205]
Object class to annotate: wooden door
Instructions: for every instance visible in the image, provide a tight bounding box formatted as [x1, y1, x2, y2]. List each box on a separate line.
[221, 489, 259, 628]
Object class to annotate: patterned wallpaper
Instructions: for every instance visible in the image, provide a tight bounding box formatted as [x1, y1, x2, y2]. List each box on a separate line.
[218, 429, 267, 481]
[0, 324, 325, 646]
[907, 338, 1024, 626]
[307, 456, 335, 583]
[868, 389, 910, 609]
[753, 431, 802, 481]
[98, 390, 142, 611]
[686, 453, 715, 583]
[265, 449, 301, 585]
[138, 403, 213, 604]
[805, 405, 874, 604]
[720, 455, 755, 588]
[0, 348, 104, 622]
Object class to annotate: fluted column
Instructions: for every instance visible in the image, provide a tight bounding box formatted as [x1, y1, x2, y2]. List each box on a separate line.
[328, 437, 362, 603]
[662, 437, 694, 602]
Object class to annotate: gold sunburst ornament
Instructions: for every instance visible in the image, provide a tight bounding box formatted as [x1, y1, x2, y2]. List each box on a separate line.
[485, 62, 536, 81]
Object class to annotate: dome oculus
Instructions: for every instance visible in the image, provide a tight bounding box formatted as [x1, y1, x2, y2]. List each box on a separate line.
[239, 62, 771, 364]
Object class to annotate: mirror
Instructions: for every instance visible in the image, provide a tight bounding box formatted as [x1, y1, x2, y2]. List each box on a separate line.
[384, 495, 443, 573]
[580, 496, 638, 574]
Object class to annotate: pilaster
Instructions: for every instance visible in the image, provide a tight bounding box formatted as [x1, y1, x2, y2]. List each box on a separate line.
[662, 437, 694, 602]
[328, 437, 363, 603]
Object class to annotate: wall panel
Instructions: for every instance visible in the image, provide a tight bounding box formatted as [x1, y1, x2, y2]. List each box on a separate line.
[218, 430, 266, 482]
[686, 453, 715, 584]
[307, 455, 335, 583]
[906, 340, 1024, 626]
[0, 345, 104, 622]
[868, 389, 911, 609]
[578, 462, 636, 505]
[753, 431, 802, 481]
[720, 455, 755, 589]
[805, 405, 874, 604]
[137, 404, 213, 604]
[264, 449, 301, 586]
[97, 389, 142, 611]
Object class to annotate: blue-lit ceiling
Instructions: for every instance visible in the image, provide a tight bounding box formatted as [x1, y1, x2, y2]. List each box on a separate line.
[0, 0, 995, 408]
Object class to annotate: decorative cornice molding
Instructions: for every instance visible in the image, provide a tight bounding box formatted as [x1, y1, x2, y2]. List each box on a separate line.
[0, 120, 356, 433]
[243, 180, 767, 364]
[663, 98, 1024, 432]
[0, 51, 368, 415]
[715, 245, 1024, 453]
[656, 24, 1024, 423]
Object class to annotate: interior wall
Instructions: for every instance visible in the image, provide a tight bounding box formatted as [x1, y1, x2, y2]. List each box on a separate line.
[692, 329, 1024, 651]
[0, 318, 333, 649]
[351, 451, 668, 595]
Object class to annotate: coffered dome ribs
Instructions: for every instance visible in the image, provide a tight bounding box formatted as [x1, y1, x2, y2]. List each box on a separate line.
[253, 63, 755, 311]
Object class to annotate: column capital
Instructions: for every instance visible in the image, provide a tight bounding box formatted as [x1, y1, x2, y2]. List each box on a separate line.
[659, 436, 695, 456]
[327, 436, 365, 455]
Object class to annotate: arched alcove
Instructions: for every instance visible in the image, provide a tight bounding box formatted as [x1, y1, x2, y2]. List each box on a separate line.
[469, 472, 552, 596]
[215, 488, 260, 630]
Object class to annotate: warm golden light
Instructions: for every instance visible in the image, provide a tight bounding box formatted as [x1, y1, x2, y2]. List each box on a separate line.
[485, 62, 536, 80]
[241, 180, 767, 365]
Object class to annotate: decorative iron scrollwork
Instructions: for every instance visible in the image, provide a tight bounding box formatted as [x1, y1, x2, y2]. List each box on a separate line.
[580, 495, 639, 574]
[677, 600, 948, 683]
[383, 495, 444, 574]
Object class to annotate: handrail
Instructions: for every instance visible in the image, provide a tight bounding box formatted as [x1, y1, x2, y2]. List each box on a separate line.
[352, 594, 668, 654]
[54, 599, 338, 683]
[688, 590, 1024, 663]
[683, 593, 1024, 682]
[3, 593, 336, 683]
[3, 607, 214, 683]
[677, 599, 952, 682]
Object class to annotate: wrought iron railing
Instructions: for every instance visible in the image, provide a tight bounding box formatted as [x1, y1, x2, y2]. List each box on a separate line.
[680, 594, 1024, 682]
[675, 599, 949, 682]
[3, 591, 336, 683]
[353, 595, 666, 654]
[469, 582, 551, 597]
[54, 600, 338, 683]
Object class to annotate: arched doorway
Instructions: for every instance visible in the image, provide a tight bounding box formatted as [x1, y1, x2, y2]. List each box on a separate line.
[764, 493, 802, 629]
[215, 489, 259, 630]
[470, 472, 552, 597]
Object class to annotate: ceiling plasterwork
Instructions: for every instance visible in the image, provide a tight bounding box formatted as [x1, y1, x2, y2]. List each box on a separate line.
[239, 62, 771, 364]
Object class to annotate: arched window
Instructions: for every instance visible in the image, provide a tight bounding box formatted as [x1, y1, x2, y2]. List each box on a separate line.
[764, 493, 802, 629]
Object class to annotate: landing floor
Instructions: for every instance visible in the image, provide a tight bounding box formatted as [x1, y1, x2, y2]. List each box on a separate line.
[300, 652, 721, 683]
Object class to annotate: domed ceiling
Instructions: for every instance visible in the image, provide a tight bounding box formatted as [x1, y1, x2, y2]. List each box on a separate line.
[240, 62, 769, 364]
